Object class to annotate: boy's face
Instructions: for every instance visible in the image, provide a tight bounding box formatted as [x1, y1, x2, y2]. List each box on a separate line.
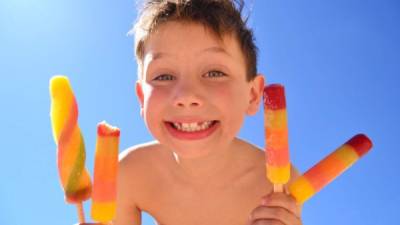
[136, 21, 264, 158]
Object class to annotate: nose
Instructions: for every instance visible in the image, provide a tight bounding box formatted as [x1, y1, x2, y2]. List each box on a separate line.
[173, 81, 203, 108]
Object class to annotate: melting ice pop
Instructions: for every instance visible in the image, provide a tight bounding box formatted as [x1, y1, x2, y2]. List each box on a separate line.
[264, 84, 291, 192]
[91, 121, 120, 223]
[49, 75, 92, 222]
[289, 134, 373, 204]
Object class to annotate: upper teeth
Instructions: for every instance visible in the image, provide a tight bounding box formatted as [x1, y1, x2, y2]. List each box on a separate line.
[172, 121, 214, 132]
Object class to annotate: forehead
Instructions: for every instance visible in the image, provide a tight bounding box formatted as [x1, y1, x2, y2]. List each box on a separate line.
[142, 21, 244, 62]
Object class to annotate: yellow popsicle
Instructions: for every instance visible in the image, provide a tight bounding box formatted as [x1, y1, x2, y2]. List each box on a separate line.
[49, 75, 92, 204]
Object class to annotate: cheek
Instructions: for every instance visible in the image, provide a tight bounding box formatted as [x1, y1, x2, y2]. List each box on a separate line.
[208, 83, 249, 110]
[141, 88, 168, 137]
[206, 83, 236, 101]
[142, 87, 169, 124]
[143, 86, 167, 109]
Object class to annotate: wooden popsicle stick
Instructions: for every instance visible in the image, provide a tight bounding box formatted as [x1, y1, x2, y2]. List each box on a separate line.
[273, 184, 284, 193]
[77, 202, 85, 223]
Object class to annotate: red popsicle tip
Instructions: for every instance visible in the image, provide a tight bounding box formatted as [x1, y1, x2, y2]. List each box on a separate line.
[97, 121, 120, 137]
[346, 134, 373, 157]
[263, 84, 286, 110]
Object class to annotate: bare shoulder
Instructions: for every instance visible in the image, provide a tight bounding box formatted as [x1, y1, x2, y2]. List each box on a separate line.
[116, 142, 164, 224]
[119, 141, 171, 185]
[233, 137, 266, 164]
[117, 141, 171, 210]
[119, 140, 164, 169]
[234, 138, 301, 181]
[118, 141, 174, 186]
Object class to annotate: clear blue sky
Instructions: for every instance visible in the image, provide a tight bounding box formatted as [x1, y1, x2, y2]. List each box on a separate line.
[1, 0, 399, 224]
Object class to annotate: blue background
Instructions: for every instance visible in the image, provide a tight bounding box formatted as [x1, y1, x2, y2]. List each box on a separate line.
[1, 0, 399, 224]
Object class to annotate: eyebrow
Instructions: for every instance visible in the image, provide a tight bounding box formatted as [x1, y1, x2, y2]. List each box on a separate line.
[201, 46, 231, 57]
[151, 46, 231, 61]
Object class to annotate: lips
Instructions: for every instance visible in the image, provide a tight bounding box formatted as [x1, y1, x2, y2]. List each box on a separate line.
[164, 120, 219, 140]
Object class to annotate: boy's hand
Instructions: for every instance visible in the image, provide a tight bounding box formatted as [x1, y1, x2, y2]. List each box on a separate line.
[248, 192, 302, 225]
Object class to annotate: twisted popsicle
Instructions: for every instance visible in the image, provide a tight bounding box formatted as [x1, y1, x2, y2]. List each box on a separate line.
[264, 84, 291, 192]
[289, 134, 373, 204]
[91, 121, 120, 223]
[50, 76, 92, 222]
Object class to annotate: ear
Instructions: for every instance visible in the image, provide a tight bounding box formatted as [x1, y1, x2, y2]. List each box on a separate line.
[246, 74, 265, 115]
[135, 80, 144, 117]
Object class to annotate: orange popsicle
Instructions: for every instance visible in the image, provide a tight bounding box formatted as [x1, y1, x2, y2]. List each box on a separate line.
[264, 84, 290, 192]
[49, 76, 92, 204]
[91, 121, 120, 223]
[289, 134, 373, 204]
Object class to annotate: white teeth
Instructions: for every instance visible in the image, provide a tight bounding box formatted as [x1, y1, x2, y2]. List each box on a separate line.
[189, 123, 197, 129]
[171, 121, 214, 132]
[182, 123, 190, 129]
[173, 122, 181, 129]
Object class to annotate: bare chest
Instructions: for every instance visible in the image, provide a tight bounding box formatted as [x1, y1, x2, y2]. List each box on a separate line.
[140, 171, 270, 225]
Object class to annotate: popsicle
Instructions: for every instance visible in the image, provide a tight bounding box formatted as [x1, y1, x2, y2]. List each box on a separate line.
[264, 84, 291, 192]
[289, 134, 373, 204]
[49, 75, 92, 222]
[91, 121, 120, 223]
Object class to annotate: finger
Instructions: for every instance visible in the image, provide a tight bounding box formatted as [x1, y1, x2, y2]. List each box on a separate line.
[261, 192, 301, 217]
[250, 205, 301, 225]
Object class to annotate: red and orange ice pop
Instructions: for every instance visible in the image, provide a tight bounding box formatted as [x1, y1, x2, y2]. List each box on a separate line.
[50, 76, 92, 223]
[263, 84, 291, 192]
[289, 134, 373, 204]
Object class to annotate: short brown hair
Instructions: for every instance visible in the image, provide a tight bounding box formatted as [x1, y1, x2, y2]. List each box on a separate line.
[131, 0, 258, 81]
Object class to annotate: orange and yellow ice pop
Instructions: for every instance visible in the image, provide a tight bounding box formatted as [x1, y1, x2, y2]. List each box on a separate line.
[264, 84, 290, 192]
[49, 76, 92, 222]
[91, 121, 120, 223]
[289, 134, 373, 204]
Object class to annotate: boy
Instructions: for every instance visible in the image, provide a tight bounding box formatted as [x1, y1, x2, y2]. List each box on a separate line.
[116, 0, 302, 224]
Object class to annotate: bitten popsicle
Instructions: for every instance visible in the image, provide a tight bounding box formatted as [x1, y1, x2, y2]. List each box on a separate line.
[289, 134, 373, 204]
[91, 121, 120, 223]
[264, 84, 291, 192]
[49, 75, 92, 222]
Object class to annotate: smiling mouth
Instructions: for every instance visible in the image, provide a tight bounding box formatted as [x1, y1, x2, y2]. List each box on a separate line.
[166, 120, 219, 132]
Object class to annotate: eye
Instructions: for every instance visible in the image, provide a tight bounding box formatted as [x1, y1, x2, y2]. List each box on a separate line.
[204, 70, 227, 78]
[153, 74, 175, 81]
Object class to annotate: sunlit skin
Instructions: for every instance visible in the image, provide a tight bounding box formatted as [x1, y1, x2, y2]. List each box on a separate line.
[115, 21, 302, 225]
